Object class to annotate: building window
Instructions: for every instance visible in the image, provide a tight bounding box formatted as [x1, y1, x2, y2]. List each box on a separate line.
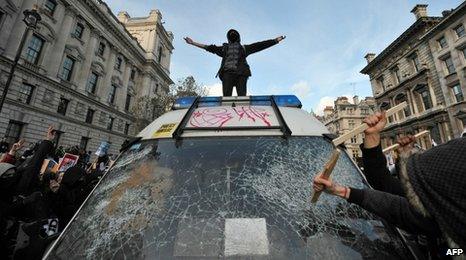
[115, 57, 122, 70]
[378, 76, 385, 91]
[125, 94, 131, 111]
[348, 120, 355, 129]
[97, 42, 105, 56]
[59, 56, 75, 81]
[4, 121, 23, 145]
[25, 34, 44, 64]
[80, 136, 90, 150]
[411, 53, 421, 72]
[462, 48, 466, 60]
[454, 24, 465, 38]
[392, 66, 401, 84]
[130, 69, 136, 81]
[107, 117, 114, 130]
[157, 46, 163, 63]
[438, 36, 448, 49]
[44, 0, 57, 15]
[85, 109, 95, 124]
[395, 93, 411, 117]
[17, 83, 34, 104]
[57, 97, 69, 115]
[452, 84, 464, 102]
[86, 72, 99, 94]
[350, 137, 357, 143]
[73, 23, 84, 39]
[124, 123, 130, 135]
[420, 89, 433, 110]
[444, 56, 455, 74]
[107, 85, 117, 104]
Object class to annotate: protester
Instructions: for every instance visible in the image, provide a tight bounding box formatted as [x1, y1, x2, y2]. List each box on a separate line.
[0, 137, 9, 153]
[0, 126, 115, 259]
[0, 139, 24, 165]
[313, 111, 466, 251]
[184, 30, 285, 96]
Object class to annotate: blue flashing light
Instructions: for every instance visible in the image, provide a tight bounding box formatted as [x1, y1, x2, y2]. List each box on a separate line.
[172, 95, 302, 110]
[172, 96, 196, 109]
[272, 95, 302, 108]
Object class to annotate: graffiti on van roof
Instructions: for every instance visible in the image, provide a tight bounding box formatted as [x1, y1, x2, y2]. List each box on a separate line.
[189, 106, 277, 128]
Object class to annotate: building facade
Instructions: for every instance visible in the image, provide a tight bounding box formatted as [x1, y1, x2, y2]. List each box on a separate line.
[0, 0, 173, 156]
[361, 5, 452, 149]
[422, 3, 466, 138]
[321, 96, 376, 163]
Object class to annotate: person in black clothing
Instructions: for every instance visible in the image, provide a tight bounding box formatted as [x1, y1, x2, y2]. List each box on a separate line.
[184, 29, 285, 96]
[313, 111, 466, 251]
[0, 138, 9, 154]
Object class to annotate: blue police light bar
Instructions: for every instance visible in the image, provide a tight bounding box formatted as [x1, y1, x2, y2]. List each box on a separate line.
[172, 95, 302, 110]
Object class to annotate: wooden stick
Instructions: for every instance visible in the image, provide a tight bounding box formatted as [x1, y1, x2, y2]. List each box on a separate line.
[311, 149, 341, 203]
[382, 130, 430, 153]
[332, 102, 408, 147]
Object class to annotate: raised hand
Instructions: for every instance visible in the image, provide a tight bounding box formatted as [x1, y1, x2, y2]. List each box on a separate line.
[396, 135, 416, 153]
[46, 126, 56, 141]
[275, 35, 286, 42]
[11, 139, 25, 153]
[363, 111, 387, 135]
[184, 37, 194, 45]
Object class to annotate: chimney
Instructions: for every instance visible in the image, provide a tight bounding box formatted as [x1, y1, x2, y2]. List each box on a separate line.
[411, 4, 428, 20]
[365, 53, 376, 64]
[324, 106, 333, 117]
[353, 95, 359, 104]
[117, 11, 130, 23]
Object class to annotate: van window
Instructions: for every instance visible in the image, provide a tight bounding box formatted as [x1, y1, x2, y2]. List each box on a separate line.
[47, 137, 410, 259]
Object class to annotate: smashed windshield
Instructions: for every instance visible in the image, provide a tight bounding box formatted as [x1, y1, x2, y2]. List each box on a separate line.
[47, 136, 410, 259]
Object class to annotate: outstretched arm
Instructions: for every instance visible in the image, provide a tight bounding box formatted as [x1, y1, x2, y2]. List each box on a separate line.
[244, 35, 285, 56]
[184, 37, 223, 57]
[184, 37, 207, 49]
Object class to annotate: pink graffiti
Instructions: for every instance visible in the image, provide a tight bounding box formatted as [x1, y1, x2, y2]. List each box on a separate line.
[232, 106, 272, 126]
[189, 107, 233, 127]
[188, 106, 272, 128]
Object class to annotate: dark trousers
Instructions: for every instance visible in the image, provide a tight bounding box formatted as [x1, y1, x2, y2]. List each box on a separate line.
[221, 73, 248, 96]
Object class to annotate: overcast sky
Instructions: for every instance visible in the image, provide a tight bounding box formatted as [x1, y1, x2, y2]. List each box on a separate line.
[105, 0, 462, 114]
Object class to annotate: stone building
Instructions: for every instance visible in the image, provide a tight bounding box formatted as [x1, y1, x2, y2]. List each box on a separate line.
[321, 96, 376, 163]
[361, 4, 451, 149]
[0, 0, 173, 156]
[422, 2, 466, 138]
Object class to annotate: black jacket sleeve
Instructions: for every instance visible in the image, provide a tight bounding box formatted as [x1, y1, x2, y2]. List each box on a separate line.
[204, 45, 224, 57]
[348, 188, 441, 237]
[244, 39, 278, 56]
[15, 140, 54, 195]
[361, 143, 405, 196]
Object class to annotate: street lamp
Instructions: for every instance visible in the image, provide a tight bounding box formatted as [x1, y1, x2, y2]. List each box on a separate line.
[0, 6, 41, 113]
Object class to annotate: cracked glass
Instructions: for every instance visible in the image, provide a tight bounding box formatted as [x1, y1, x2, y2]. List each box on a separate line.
[46, 136, 411, 259]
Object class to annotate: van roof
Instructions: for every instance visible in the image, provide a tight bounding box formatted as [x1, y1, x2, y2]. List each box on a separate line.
[137, 95, 330, 140]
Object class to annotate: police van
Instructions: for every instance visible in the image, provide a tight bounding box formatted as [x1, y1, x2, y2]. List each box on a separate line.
[44, 95, 419, 259]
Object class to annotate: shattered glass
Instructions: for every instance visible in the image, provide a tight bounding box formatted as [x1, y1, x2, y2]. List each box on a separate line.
[46, 137, 410, 259]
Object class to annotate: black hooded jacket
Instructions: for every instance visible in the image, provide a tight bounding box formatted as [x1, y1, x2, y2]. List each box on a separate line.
[204, 29, 278, 79]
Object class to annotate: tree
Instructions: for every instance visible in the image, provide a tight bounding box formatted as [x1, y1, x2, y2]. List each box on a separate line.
[131, 76, 206, 133]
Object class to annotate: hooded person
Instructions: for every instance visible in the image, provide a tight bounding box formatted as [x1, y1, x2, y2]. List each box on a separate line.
[313, 113, 466, 252]
[184, 30, 285, 96]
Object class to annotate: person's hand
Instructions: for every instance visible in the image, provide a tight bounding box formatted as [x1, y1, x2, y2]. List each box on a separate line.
[10, 139, 25, 153]
[275, 35, 286, 42]
[46, 126, 55, 141]
[396, 135, 416, 153]
[184, 37, 194, 45]
[363, 111, 387, 135]
[313, 173, 349, 199]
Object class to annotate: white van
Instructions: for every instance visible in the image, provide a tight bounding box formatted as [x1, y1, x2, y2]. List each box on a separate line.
[44, 95, 418, 259]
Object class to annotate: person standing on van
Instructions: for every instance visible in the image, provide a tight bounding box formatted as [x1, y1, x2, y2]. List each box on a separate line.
[184, 29, 285, 96]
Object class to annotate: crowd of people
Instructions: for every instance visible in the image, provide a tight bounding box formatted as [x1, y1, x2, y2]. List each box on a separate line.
[0, 127, 113, 259]
[314, 111, 466, 258]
